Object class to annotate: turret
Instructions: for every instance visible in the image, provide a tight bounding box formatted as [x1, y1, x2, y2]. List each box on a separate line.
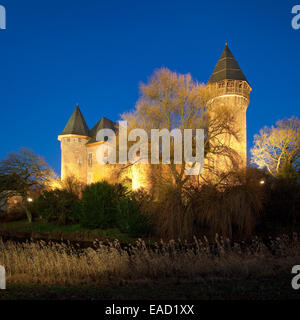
[58, 105, 90, 182]
[206, 43, 251, 169]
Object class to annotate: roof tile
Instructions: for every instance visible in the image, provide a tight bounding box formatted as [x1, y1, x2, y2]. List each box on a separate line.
[60, 105, 90, 137]
[208, 43, 248, 84]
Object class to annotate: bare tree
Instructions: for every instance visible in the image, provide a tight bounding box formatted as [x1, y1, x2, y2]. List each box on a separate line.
[60, 175, 84, 197]
[251, 117, 300, 177]
[0, 148, 56, 222]
[121, 68, 240, 190]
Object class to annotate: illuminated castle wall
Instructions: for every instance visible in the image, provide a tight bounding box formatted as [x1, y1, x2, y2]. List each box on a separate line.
[58, 44, 251, 190]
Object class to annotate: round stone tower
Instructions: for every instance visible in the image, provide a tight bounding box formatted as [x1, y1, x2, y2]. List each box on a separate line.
[206, 43, 251, 170]
[58, 105, 90, 183]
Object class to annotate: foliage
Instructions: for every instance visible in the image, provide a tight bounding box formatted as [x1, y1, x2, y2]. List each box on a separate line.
[123, 68, 206, 133]
[0, 148, 56, 222]
[78, 181, 127, 229]
[276, 162, 299, 181]
[149, 184, 188, 239]
[148, 168, 266, 239]
[34, 189, 80, 225]
[191, 184, 263, 238]
[132, 188, 154, 216]
[78, 181, 151, 236]
[117, 196, 152, 237]
[59, 175, 85, 198]
[259, 175, 300, 232]
[0, 220, 134, 242]
[251, 117, 300, 177]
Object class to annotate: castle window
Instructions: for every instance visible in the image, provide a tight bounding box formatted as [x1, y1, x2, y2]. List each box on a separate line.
[218, 81, 225, 88]
[77, 158, 82, 165]
[67, 138, 70, 143]
[227, 80, 234, 88]
[88, 153, 93, 167]
[78, 138, 81, 142]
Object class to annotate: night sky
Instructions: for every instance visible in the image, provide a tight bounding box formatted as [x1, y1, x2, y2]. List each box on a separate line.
[0, 0, 299, 174]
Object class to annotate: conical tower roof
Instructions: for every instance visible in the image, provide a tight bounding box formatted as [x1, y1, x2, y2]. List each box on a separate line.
[87, 117, 117, 144]
[60, 105, 90, 136]
[208, 43, 248, 84]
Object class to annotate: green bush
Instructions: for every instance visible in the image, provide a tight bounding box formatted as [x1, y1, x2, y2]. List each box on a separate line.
[117, 197, 152, 237]
[78, 181, 151, 235]
[34, 189, 80, 225]
[79, 181, 127, 229]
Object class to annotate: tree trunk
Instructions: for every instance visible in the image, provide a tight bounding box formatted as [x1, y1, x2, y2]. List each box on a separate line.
[22, 197, 32, 223]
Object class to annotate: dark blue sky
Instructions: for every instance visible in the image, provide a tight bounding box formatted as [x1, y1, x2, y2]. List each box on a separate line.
[0, 0, 299, 174]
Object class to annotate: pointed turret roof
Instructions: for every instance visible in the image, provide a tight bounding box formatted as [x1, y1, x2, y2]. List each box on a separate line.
[87, 117, 117, 144]
[60, 105, 90, 136]
[208, 43, 248, 84]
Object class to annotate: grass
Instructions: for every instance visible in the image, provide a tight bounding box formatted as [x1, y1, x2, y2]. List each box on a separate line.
[0, 235, 299, 300]
[1, 220, 85, 233]
[0, 220, 135, 242]
[0, 273, 299, 300]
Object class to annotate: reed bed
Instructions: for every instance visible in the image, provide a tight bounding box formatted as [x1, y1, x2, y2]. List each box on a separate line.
[0, 234, 299, 286]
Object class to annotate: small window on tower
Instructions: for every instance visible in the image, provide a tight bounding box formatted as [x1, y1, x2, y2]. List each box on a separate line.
[227, 80, 234, 88]
[67, 138, 70, 143]
[78, 138, 81, 143]
[77, 158, 82, 165]
[88, 153, 93, 167]
[218, 81, 225, 88]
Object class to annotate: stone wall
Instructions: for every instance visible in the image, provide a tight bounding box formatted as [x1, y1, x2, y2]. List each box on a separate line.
[59, 135, 89, 183]
[207, 92, 249, 172]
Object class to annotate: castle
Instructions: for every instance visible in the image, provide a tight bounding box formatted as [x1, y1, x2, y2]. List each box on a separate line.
[58, 44, 251, 190]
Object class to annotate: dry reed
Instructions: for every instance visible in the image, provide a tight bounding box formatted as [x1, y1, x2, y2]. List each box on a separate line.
[0, 234, 299, 286]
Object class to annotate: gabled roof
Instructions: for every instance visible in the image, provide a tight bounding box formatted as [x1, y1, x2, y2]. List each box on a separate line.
[208, 43, 248, 84]
[60, 105, 90, 137]
[87, 117, 117, 144]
